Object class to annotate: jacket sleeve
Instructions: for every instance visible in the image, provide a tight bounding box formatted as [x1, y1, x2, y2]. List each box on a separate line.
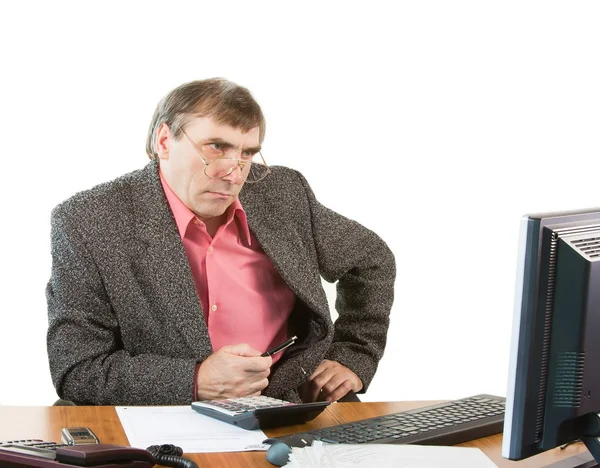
[294, 171, 396, 393]
[46, 207, 197, 405]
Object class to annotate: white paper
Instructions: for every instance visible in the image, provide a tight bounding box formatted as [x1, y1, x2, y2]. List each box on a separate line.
[286, 441, 498, 468]
[115, 405, 269, 453]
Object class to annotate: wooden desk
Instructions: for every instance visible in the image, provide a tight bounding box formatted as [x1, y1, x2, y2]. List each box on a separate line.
[0, 402, 593, 467]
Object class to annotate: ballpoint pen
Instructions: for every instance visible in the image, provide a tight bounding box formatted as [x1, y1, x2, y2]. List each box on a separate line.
[261, 335, 298, 357]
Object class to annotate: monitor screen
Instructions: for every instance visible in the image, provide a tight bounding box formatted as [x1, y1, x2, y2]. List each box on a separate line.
[503, 207, 600, 467]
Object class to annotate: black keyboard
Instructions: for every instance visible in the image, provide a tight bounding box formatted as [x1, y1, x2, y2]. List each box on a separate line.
[274, 394, 505, 447]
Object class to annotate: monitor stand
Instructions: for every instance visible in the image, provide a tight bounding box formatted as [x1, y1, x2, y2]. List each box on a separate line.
[546, 415, 600, 468]
[544, 452, 598, 468]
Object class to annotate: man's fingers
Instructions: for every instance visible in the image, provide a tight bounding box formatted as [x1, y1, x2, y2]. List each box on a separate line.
[307, 369, 336, 402]
[309, 360, 333, 380]
[218, 344, 273, 372]
[221, 343, 263, 357]
[311, 368, 336, 391]
[248, 369, 271, 380]
[303, 360, 363, 402]
[324, 380, 353, 402]
[241, 356, 273, 372]
[320, 374, 347, 397]
[196, 346, 274, 400]
[250, 378, 270, 393]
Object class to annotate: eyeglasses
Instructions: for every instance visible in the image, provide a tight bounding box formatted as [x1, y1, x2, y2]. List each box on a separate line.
[181, 130, 271, 184]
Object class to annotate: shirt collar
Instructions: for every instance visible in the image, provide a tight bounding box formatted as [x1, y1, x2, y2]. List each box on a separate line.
[159, 170, 252, 245]
[226, 198, 252, 246]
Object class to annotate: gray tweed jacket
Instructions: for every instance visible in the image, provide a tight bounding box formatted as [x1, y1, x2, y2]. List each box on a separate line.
[46, 161, 395, 405]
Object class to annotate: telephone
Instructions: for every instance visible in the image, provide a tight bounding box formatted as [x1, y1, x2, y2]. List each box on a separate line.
[0, 439, 155, 467]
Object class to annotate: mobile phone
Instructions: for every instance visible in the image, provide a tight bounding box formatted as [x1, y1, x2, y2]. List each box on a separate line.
[60, 427, 100, 445]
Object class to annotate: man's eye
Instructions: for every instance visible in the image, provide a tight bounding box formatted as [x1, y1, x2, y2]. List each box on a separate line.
[242, 151, 254, 159]
[209, 143, 224, 152]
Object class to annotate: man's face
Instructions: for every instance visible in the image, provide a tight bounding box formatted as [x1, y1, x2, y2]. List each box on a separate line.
[157, 117, 260, 222]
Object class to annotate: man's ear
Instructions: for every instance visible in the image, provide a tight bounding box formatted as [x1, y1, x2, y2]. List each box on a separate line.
[156, 123, 173, 160]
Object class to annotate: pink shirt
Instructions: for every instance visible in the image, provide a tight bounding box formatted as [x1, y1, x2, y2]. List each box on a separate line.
[160, 173, 295, 363]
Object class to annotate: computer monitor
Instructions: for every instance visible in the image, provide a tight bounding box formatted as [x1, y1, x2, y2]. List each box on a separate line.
[503, 208, 600, 467]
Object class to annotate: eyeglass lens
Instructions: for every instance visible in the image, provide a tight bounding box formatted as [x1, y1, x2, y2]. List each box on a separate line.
[205, 157, 269, 183]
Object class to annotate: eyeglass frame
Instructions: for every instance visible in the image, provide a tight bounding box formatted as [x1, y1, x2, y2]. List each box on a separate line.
[179, 128, 271, 183]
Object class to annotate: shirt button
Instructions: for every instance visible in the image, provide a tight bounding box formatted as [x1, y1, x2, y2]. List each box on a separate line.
[211, 304, 217, 311]
[207, 246, 214, 253]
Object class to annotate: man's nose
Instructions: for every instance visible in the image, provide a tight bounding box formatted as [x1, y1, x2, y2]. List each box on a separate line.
[223, 163, 245, 184]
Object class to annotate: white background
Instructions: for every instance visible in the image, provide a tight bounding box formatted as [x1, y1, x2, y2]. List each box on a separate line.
[0, 1, 598, 406]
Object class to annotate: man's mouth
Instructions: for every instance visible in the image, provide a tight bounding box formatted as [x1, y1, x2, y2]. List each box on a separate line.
[207, 191, 233, 198]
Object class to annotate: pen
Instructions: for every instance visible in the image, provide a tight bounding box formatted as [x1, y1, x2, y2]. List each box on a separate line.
[261, 335, 298, 357]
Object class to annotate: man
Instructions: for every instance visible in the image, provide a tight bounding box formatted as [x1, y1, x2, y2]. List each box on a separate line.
[46, 78, 395, 405]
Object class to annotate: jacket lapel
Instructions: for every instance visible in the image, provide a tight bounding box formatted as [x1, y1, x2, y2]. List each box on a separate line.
[240, 183, 326, 316]
[129, 162, 213, 358]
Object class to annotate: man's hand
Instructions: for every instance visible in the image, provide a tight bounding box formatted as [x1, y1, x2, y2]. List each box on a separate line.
[196, 343, 272, 400]
[300, 359, 363, 402]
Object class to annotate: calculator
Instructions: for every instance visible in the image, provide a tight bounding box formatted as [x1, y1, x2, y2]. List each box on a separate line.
[191, 395, 330, 430]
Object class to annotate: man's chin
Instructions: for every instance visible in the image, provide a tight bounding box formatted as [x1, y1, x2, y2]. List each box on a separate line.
[192, 196, 235, 219]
